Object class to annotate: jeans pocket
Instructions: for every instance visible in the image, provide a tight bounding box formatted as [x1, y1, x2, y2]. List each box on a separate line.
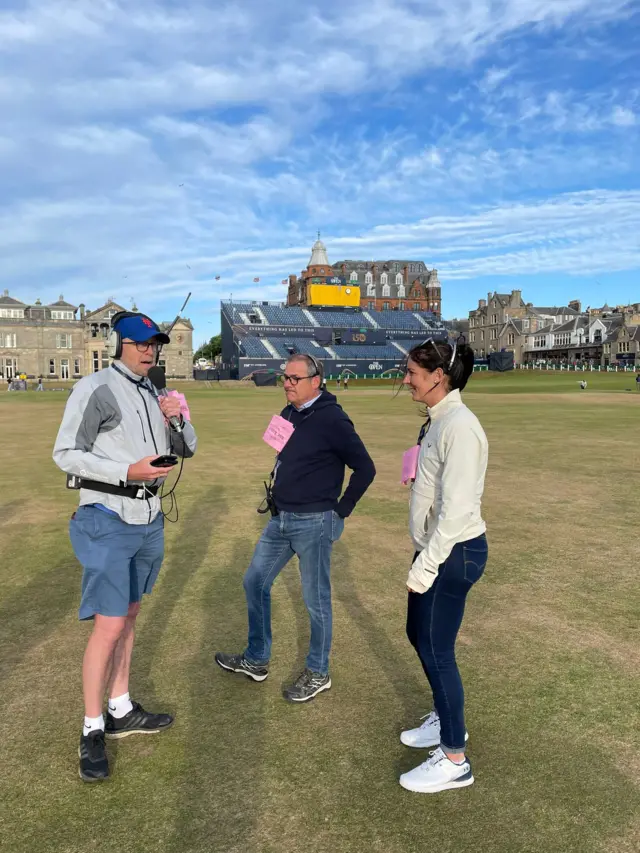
[462, 542, 487, 584]
[330, 511, 345, 542]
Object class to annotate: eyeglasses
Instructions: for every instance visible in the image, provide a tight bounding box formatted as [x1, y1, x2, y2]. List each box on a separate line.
[123, 341, 162, 353]
[282, 373, 314, 385]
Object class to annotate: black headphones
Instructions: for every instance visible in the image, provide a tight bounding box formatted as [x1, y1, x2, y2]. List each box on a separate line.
[107, 311, 162, 363]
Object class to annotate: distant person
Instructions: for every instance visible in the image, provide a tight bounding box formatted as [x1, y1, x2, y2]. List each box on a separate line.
[36, 376, 44, 391]
[336, 376, 341, 389]
[215, 354, 375, 702]
[7, 378, 12, 392]
[343, 374, 349, 391]
[579, 380, 587, 390]
[636, 373, 640, 391]
[399, 338, 488, 794]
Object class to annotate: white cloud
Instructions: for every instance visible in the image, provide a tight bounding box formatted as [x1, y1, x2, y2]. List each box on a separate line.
[611, 105, 637, 127]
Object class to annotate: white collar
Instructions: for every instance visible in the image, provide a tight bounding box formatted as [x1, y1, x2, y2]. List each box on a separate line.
[295, 393, 322, 411]
[428, 388, 462, 419]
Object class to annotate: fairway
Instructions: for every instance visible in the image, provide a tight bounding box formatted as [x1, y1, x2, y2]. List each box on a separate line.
[1, 372, 638, 853]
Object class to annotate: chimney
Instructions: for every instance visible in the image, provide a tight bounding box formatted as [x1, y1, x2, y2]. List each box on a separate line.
[2, 289, 8, 297]
[79, 303, 85, 320]
[511, 289, 522, 307]
[478, 299, 487, 309]
[403, 265, 409, 285]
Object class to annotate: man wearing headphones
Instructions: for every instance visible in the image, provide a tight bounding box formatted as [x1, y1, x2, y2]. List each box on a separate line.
[53, 311, 197, 782]
[216, 354, 375, 702]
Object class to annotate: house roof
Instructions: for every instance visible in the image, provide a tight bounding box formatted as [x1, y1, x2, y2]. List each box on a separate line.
[48, 295, 78, 310]
[84, 302, 126, 320]
[0, 290, 26, 306]
[532, 306, 579, 317]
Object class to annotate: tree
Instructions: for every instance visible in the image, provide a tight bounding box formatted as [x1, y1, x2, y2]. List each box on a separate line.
[193, 334, 221, 364]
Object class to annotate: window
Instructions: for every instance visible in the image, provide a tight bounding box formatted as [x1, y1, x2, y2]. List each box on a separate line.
[74, 358, 81, 375]
[397, 284, 405, 297]
[508, 333, 515, 345]
[61, 359, 69, 380]
[101, 351, 109, 369]
[534, 336, 546, 348]
[101, 325, 109, 339]
[470, 331, 476, 342]
[0, 333, 17, 347]
[481, 317, 485, 326]
[413, 289, 420, 298]
[3, 357, 18, 378]
[367, 301, 375, 310]
[395, 273, 403, 285]
[469, 318, 474, 328]
[51, 310, 74, 320]
[56, 333, 72, 348]
[490, 329, 497, 340]
[556, 333, 571, 346]
[49, 358, 56, 375]
[413, 302, 420, 311]
[593, 330, 602, 343]
[523, 319, 529, 329]
[399, 301, 405, 310]
[380, 273, 388, 285]
[91, 325, 98, 338]
[350, 271, 358, 282]
[92, 351, 99, 372]
[367, 284, 375, 296]
[365, 272, 373, 285]
[319, 269, 325, 274]
[618, 341, 630, 353]
[0, 308, 24, 318]
[105, 309, 118, 319]
[480, 330, 485, 340]
[383, 302, 390, 310]
[491, 314, 498, 324]
[382, 284, 390, 297]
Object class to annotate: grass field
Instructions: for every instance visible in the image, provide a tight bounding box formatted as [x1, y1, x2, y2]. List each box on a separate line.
[0, 371, 638, 853]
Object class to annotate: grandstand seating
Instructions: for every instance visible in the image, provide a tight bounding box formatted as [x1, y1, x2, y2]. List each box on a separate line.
[330, 344, 405, 360]
[224, 303, 261, 324]
[267, 338, 332, 359]
[365, 310, 424, 330]
[260, 305, 310, 325]
[309, 311, 373, 328]
[239, 336, 271, 357]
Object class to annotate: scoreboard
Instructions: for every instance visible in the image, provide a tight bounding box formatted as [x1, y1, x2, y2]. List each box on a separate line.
[339, 329, 387, 345]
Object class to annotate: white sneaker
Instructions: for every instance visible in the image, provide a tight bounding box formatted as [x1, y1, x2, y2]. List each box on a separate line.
[399, 747, 474, 793]
[400, 711, 469, 749]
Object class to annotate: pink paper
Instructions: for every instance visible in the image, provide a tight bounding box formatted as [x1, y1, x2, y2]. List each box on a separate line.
[401, 445, 420, 485]
[263, 414, 295, 452]
[167, 390, 191, 422]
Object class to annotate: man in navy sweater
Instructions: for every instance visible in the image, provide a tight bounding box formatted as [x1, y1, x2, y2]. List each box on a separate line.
[216, 354, 375, 702]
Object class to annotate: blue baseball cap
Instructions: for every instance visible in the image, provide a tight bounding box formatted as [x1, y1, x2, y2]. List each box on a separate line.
[114, 314, 170, 344]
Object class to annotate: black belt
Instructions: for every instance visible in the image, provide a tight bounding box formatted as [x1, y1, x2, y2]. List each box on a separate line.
[66, 475, 159, 500]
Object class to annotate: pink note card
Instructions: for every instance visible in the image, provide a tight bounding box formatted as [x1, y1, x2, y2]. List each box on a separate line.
[401, 445, 420, 485]
[167, 390, 191, 422]
[263, 415, 295, 452]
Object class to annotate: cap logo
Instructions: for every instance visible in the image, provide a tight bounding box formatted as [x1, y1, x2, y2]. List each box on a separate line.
[142, 317, 153, 328]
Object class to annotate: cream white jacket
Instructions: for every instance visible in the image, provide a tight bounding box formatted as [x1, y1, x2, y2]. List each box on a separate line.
[407, 389, 488, 593]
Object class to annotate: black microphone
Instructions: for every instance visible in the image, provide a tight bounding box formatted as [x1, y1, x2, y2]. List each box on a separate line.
[147, 366, 183, 433]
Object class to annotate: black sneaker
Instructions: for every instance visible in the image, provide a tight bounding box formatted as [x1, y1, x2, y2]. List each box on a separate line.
[78, 730, 109, 782]
[215, 651, 269, 682]
[105, 701, 174, 739]
[283, 669, 331, 703]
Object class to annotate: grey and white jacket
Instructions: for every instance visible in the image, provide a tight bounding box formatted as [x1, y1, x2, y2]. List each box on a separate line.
[53, 361, 197, 525]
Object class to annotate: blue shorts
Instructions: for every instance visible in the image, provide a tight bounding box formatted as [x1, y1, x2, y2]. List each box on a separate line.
[69, 505, 165, 621]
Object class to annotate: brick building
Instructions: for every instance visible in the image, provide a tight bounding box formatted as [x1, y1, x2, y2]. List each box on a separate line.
[287, 237, 442, 316]
[0, 291, 194, 381]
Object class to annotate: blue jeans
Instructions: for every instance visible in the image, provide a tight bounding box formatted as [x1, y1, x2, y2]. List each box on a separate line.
[406, 534, 488, 755]
[243, 510, 344, 675]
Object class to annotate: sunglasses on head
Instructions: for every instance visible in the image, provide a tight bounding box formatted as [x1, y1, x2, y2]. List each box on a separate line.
[418, 338, 457, 368]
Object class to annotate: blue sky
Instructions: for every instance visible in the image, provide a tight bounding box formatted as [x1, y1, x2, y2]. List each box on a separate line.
[1, 0, 639, 346]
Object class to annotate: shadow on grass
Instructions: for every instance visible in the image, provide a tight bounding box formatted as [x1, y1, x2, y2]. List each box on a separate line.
[170, 534, 268, 853]
[0, 552, 79, 693]
[332, 542, 425, 720]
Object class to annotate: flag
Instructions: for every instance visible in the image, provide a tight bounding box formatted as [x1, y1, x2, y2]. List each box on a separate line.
[281, 279, 287, 284]
[215, 275, 221, 280]
[253, 277, 260, 282]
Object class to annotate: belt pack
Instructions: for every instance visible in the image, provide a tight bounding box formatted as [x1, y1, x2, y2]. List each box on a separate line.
[66, 474, 160, 500]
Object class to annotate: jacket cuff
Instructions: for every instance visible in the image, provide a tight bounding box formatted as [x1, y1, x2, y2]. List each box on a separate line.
[336, 499, 353, 518]
[406, 571, 429, 594]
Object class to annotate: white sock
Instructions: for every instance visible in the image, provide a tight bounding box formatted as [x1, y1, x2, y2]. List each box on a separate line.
[83, 714, 105, 736]
[108, 692, 133, 719]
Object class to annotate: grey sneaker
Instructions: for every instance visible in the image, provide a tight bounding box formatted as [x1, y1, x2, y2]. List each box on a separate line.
[283, 668, 331, 703]
[215, 651, 269, 682]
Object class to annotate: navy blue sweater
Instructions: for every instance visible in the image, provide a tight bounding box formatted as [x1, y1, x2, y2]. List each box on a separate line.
[272, 391, 376, 518]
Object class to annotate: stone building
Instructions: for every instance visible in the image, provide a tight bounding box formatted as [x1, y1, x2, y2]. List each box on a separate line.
[468, 290, 580, 361]
[0, 290, 194, 381]
[287, 237, 442, 316]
